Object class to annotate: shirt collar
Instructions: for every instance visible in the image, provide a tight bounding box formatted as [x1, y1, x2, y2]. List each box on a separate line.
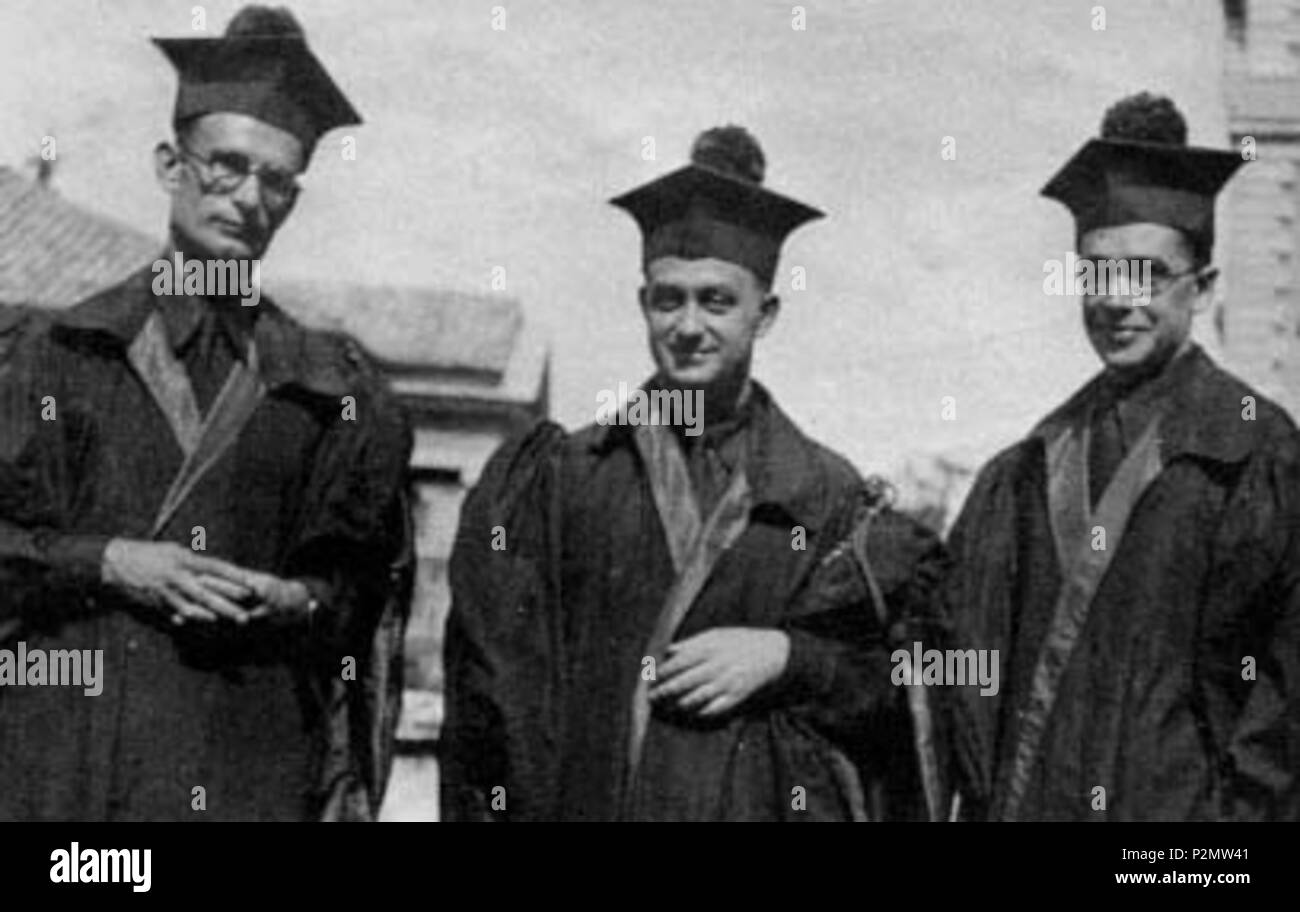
[588, 379, 837, 531]
[1092, 340, 1197, 447]
[1030, 342, 1258, 465]
[664, 376, 760, 475]
[155, 291, 256, 361]
[51, 264, 357, 399]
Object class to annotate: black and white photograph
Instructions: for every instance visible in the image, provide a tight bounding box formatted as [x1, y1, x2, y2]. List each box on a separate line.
[0, 0, 1295, 895]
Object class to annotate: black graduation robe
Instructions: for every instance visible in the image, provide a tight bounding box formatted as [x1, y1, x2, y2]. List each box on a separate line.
[441, 381, 945, 821]
[0, 266, 414, 821]
[942, 345, 1300, 821]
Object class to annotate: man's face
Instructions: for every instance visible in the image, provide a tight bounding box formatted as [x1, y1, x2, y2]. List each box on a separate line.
[1077, 222, 1212, 375]
[639, 256, 777, 393]
[155, 111, 306, 261]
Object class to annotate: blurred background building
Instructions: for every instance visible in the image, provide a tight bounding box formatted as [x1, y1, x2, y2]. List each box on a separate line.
[1220, 0, 1300, 421]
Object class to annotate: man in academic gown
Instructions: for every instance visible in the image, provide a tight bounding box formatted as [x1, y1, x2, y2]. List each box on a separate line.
[0, 6, 413, 821]
[441, 126, 946, 822]
[943, 93, 1300, 821]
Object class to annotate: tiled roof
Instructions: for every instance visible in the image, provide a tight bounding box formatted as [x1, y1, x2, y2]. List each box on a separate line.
[271, 279, 521, 380]
[0, 166, 542, 389]
[0, 167, 161, 310]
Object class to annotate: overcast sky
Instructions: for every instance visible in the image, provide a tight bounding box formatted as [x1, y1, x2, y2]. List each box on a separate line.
[0, 0, 1236, 476]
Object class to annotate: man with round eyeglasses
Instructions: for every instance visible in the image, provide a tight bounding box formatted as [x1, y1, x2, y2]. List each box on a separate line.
[0, 6, 412, 821]
[941, 93, 1300, 822]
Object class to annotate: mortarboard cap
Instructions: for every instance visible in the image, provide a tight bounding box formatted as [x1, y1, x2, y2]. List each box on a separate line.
[152, 5, 361, 160]
[609, 126, 823, 287]
[1041, 93, 1244, 256]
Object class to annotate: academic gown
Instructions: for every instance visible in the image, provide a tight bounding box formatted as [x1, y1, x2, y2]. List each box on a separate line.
[0, 266, 414, 821]
[441, 381, 946, 821]
[942, 345, 1300, 821]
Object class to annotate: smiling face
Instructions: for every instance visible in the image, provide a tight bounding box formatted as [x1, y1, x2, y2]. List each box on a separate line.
[639, 257, 778, 399]
[155, 111, 305, 261]
[1077, 222, 1213, 377]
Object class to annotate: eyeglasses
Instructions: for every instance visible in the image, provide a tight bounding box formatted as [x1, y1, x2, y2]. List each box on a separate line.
[175, 139, 301, 208]
[1073, 258, 1202, 299]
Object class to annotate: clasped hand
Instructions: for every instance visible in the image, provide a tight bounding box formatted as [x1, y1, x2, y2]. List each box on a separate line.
[100, 539, 312, 626]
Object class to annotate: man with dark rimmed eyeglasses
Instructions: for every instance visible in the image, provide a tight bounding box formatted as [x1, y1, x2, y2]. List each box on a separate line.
[0, 5, 412, 822]
[172, 136, 302, 211]
[940, 92, 1300, 822]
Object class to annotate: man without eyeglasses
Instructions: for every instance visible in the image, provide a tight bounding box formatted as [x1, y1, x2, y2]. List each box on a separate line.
[442, 126, 944, 821]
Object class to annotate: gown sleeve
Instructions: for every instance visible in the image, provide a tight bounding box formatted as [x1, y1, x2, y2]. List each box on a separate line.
[0, 310, 110, 639]
[1221, 437, 1300, 821]
[774, 484, 950, 820]
[282, 357, 415, 822]
[440, 420, 568, 822]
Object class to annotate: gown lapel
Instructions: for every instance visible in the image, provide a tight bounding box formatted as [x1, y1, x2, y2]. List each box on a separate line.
[1002, 414, 1165, 820]
[624, 420, 753, 800]
[125, 311, 268, 538]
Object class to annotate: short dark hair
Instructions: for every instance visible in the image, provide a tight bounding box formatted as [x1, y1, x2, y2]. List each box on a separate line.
[1191, 236, 1212, 270]
[1076, 228, 1209, 271]
[173, 114, 202, 146]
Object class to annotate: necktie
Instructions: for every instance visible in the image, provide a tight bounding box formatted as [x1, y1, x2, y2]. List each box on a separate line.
[185, 309, 236, 416]
[686, 439, 731, 518]
[1087, 404, 1125, 509]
